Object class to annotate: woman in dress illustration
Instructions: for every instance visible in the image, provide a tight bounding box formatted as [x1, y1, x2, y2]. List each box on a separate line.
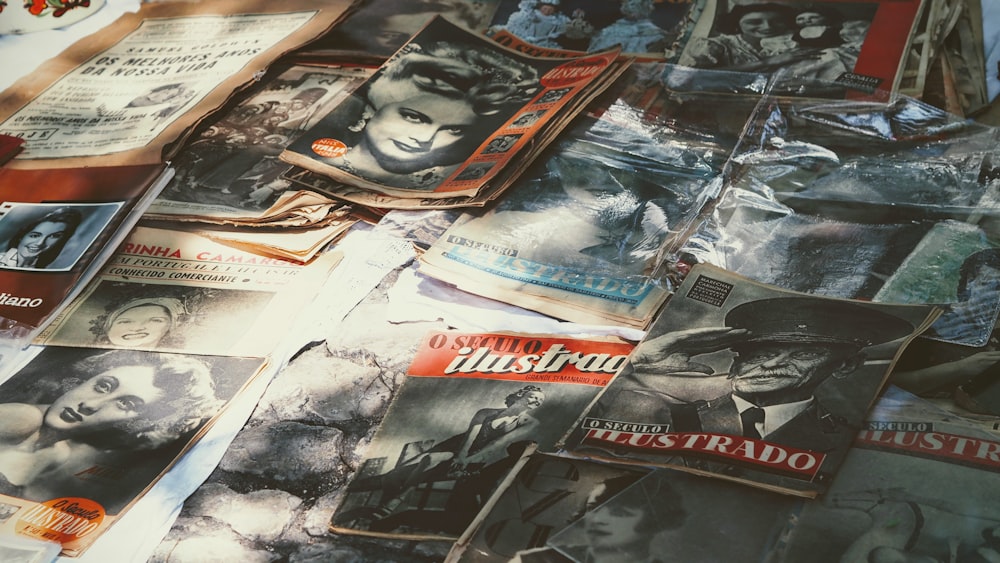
[0, 207, 82, 269]
[92, 296, 188, 350]
[353, 385, 545, 521]
[0, 350, 221, 504]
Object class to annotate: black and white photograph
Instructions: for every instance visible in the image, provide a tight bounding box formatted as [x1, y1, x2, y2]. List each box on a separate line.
[562, 264, 937, 496]
[451, 453, 646, 562]
[546, 468, 797, 563]
[333, 378, 600, 538]
[487, 0, 692, 57]
[0, 346, 263, 514]
[0, 202, 122, 272]
[309, 0, 502, 59]
[677, 0, 879, 79]
[285, 17, 546, 192]
[156, 66, 363, 215]
[42, 281, 276, 353]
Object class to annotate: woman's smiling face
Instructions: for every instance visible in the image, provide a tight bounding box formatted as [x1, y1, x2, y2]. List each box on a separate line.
[17, 220, 69, 263]
[106, 304, 172, 348]
[738, 11, 791, 39]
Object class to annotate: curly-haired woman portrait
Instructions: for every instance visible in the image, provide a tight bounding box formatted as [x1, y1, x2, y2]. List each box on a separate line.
[313, 37, 541, 190]
[0, 206, 83, 270]
[0, 349, 223, 510]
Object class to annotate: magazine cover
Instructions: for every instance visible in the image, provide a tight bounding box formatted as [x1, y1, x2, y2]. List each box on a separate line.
[0, 164, 171, 333]
[146, 64, 373, 223]
[417, 126, 715, 328]
[773, 388, 1000, 562]
[559, 264, 940, 497]
[545, 468, 799, 563]
[0, 346, 266, 557]
[34, 225, 343, 357]
[676, 0, 925, 98]
[447, 452, 648, 562]
[328, 330, 635, 541]
[281, 16, 626, 201]
[485, 0, 699, 60]
[0, 0, 354, 169]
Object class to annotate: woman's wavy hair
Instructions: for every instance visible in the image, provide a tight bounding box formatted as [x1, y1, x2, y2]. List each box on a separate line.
[68, 350, 222, 450]
[7, 207, 83, 268]
[379, 41, 542, 116]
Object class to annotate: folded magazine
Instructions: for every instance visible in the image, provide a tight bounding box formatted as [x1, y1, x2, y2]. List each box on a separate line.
[329, 330, 634, 541]
[558, 264, 939, 498]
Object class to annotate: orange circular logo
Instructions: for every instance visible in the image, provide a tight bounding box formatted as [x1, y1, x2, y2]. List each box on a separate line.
[16, 497, 105, 545]
[311, 138, 347, 158]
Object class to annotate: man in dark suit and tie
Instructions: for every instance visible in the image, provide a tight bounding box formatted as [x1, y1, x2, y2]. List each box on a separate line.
[628, 297, 915, 456]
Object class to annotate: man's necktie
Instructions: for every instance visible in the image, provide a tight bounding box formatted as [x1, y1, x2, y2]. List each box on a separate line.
[741, 406, 764, 439]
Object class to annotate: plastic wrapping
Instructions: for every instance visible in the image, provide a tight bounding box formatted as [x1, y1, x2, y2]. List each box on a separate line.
[684, 86, 1000, 347]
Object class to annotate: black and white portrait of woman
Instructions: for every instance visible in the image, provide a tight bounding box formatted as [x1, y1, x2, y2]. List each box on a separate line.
[0, 347, 261, 513]
[0, 202, 121, 272]
[297, 20, 544, 191]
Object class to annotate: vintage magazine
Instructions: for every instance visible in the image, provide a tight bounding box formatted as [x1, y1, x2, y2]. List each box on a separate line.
[559, 264, 940, 498]
[145, 64, 373, 225]
[281, 16, 628, 202]
[416, 122, 717, 328]
[299, 0, 502, 63]
[0, 0, 354, 169]
[544, 467, 799, 563]
[0, 346, 267, 557]
[676, 0, 925, 99]
[484, 0, 699, 61]
[328, 330, 635, 541]
[0, 164, 172, 336]
[446, 452, 648, 562]
[773, 387, 1000, 562]
[33, 225, 342, 357]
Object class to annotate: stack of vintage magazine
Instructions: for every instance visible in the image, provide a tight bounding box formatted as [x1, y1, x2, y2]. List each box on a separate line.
[280, 17, 631, 210]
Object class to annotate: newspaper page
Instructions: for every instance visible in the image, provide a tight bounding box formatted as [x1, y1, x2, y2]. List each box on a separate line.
[447, 452, 647, 563]
[772, 388, 1000, 562]
[0, 163, 171, 333]
[677, 0, 925, 99]
[559, 264, 940, 498]
[0, 0, 354, 169]
[416, 123, 717, 328]
[485, 0, 698, 61]
[280, 16, 627, 201]
[328, 330, 634, 541]
[0, 346, 267, 557]
[145, 64, 373, 224]
[34, 225, 342, 357]
[544, 467, 799, 563]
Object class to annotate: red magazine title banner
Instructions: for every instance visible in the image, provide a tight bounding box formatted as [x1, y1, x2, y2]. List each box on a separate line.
[581, 418, 825, 480]
[856, 429, 1000, 471]
[407, 331, 634, 386]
